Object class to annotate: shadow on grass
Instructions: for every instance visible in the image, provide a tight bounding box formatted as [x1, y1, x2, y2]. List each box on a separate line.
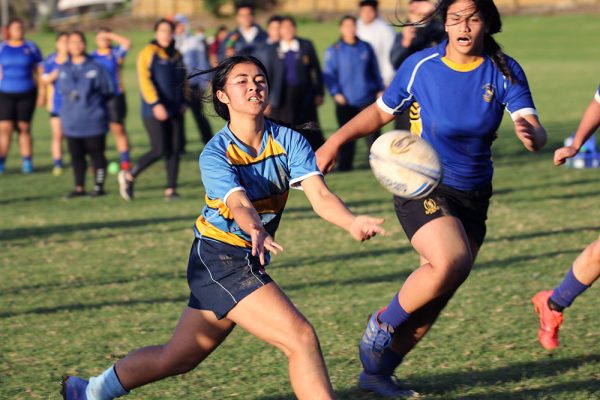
[474, 248, 582, 270]
[492, 176, 600, 196]
[0, 215, 195, 241]
[487, 225, 600, 243]
[253, 355, 600, 400]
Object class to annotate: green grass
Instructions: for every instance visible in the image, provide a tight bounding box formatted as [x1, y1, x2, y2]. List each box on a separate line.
[2, 14, 600, 399]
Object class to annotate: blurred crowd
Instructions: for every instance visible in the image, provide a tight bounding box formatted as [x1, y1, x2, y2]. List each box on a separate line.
[0, 0, 444, 199]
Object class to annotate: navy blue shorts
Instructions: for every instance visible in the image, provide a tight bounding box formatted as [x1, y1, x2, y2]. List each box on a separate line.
[187, 238, 273, 319]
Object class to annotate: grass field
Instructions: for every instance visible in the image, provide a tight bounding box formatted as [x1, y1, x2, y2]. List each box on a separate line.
[1, 14, 600, 399]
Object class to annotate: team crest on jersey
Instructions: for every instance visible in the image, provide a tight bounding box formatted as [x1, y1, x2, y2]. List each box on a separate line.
[85, 69, 98, 79]
[423, 198, 439, 215]
[482, 84, 495, 103]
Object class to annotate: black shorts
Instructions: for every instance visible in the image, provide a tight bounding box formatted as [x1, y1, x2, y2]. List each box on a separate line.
[106, 93, 127, 124]
[0, 89, 37, 123]
[393, 183, 492, 248]
[187, 238, 273, 319]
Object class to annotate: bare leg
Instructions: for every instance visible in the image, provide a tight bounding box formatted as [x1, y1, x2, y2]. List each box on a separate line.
[572, 236, 600, 286]
[227, 282, 336, 400]
[115, 307, 234, 390]
[391, 236, 481, 356]
[0, 120, 14, 158]
[17, 121, 32, 157]
[50, 117, 63, 161]
[110, 122, 130, 154]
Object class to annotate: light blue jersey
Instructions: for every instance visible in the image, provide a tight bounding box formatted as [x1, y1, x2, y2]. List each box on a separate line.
[195, 119, 321, 248]
[378, 40, 537, 191]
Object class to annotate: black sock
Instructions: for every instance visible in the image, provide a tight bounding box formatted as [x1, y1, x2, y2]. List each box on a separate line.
[548, 298, 565, 312]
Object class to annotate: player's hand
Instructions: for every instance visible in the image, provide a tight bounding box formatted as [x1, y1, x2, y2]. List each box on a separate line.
[250, 223, 284, 266]
[152, 104, 169, 121]
[514, 116, 536, 147]
[315, 95, 324, 107]
[349, 216, 386, 241]
[554, 145, 578, 166]
[334, 94, 346, 105]
[316, 141, 339, 174]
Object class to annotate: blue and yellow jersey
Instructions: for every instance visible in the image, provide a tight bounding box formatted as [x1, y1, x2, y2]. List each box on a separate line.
[195, 119, 322, 250]
[0, 39, 43, 93]
[136, 41, 186, 118]
[91, 45, 128, 95]
[43, 52, 67, 114]
[378, 40, 537, 191]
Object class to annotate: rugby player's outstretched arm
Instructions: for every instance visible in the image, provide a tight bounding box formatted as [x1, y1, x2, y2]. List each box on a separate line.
[316, 102, 394, 173]
[301, 175, 385, 242]
[226, 190, 283, 265]
[554, 98, 600, 165]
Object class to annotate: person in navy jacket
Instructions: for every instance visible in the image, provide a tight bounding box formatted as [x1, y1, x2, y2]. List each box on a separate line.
[324, 15, 384, 171]
[56, 31, 113, 198]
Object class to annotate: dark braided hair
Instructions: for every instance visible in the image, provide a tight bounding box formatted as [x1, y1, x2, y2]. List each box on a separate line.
[396, 0, 515, 82]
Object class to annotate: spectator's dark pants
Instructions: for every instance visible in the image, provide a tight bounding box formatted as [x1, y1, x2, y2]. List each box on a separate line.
[187, 85, 213, 145]
[67, 134, 107, 189]
[335, 103, 379, 172]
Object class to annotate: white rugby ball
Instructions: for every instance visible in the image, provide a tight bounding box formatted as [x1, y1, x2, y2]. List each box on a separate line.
[369, 130, 442, 199]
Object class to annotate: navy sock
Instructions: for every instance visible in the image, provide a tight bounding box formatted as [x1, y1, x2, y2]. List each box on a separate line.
[550, 267, 590, 309]
[0, 157, 5, 165]
[119, 151, 130, 163]
[22, 156, 32, 162]
[53, 159, 63, 167]
[379, 293, 411, 328]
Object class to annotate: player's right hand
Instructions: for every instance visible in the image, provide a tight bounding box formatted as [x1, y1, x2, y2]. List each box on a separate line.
[554, 145, 578, 165]
[316, 141, 339, 174]
[250, 223, 284, 266]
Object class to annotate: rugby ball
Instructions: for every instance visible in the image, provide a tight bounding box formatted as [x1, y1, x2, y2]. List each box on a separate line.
[369, 130, 442, 199]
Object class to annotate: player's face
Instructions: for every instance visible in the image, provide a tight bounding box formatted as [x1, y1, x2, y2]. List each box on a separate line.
[56, 35, 69, 54]
[155, 22, 174, 48]
[8, 21, 24, 41]
[340, 19, 357, 41]
[218, 62, 269, 118]
[359, 5, 377, 24]
[279, 20, 296, 42]
[68, 34, 86, 58]
[236, 7, 254, 29]
[95, 32, 111, 49]
[445, 0, 486, 59]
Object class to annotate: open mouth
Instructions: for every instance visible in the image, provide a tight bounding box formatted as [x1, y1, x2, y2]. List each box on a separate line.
[457, 36, 472, 45]
[248, 96, 262, 103]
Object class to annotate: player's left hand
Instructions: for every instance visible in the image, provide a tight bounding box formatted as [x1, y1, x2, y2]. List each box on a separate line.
[250, 223, 284, 265]
[350, 216, 386, 241]
[514, 116, 536, 146]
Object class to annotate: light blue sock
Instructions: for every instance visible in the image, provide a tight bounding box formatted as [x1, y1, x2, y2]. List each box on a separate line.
[86, 365, 129, 400]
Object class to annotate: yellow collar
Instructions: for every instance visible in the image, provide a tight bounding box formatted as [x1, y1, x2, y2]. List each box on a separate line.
[441, 56, 484, 72]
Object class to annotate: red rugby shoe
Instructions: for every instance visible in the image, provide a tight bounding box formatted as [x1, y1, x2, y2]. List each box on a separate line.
[531, 290, 564, 350]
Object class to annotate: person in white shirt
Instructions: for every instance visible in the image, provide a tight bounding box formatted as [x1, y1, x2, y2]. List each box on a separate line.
[357, 0, 397, 87]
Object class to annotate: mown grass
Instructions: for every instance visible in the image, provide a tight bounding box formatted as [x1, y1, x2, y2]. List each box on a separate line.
[1, 14, 600, 399]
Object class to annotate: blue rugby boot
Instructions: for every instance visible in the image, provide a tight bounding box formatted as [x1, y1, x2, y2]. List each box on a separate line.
[358, 371, 419, 398]
[359, 309, 395, 373]
[61, 376, 89, 399]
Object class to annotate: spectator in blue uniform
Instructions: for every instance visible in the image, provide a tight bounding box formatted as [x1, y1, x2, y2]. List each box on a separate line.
[219, 2, 268, 61]
[0, 18, 44, 174]
[92, 28, 133, 171]
[56, 31, 113, 198]
[324, 15, 384, 171]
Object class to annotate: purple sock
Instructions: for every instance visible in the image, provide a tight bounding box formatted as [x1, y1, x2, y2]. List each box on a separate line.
[550, 267, 590, 309]
[379, 293, 411, 329]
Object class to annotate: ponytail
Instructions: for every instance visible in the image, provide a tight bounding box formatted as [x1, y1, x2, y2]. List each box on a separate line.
[483, 34, 515, 83]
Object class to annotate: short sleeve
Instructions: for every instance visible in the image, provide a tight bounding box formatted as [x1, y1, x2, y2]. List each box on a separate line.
[113, 46, 128, 61]
[43, 56, 54, 74]
[200, 146, 245, 204]
[29, 42, 43, 65]
[285, 129, 322, 189]
[503, 57, 537, 120]
[377, 54, 417, 115]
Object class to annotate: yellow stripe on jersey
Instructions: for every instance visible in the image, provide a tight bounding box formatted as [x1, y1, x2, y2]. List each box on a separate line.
[137, 44, 160, 105]
[195, 216, 252, 248]
[441, 56, 484, 72]
[204, 190, 289, 220]
[226, 133, 287, 166]
[409, 102, 423, 136]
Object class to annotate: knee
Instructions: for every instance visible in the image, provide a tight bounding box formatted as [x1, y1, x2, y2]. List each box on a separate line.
[282, 321, 321, 357]
[432, 253, 472, 286]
